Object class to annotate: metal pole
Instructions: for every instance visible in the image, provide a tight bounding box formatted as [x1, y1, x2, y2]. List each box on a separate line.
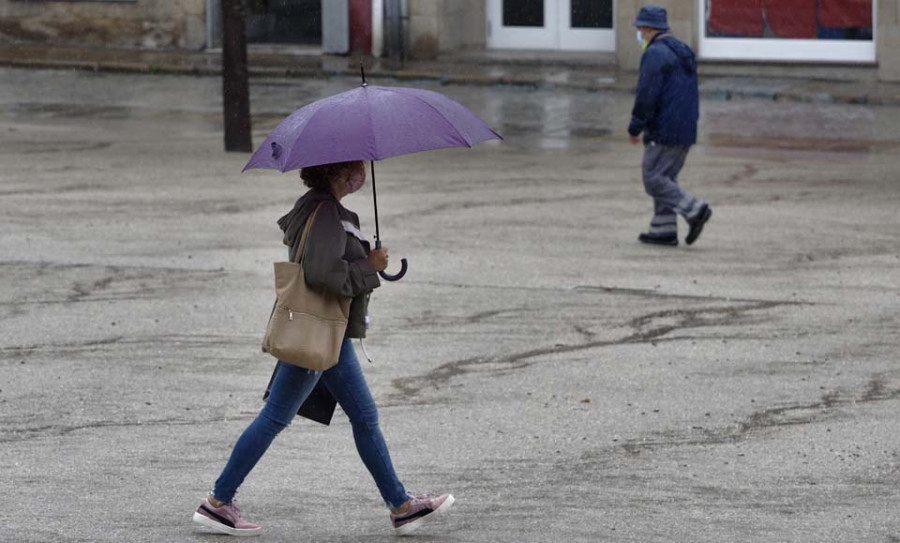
[222, 0, 252, 152]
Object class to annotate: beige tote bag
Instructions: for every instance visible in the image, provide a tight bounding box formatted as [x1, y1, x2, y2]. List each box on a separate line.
[262, 204, 351, 371]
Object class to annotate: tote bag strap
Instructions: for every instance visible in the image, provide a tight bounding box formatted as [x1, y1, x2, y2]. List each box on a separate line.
[293, 203, 324, 265]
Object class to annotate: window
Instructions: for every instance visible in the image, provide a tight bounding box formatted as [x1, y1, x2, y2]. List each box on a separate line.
[699, 0, 876, 62]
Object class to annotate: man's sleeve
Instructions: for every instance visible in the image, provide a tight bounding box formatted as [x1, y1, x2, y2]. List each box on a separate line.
[628, 51, 666, 137]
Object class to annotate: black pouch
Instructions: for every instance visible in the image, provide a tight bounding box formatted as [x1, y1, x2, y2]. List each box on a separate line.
[262, 365, 337, 426]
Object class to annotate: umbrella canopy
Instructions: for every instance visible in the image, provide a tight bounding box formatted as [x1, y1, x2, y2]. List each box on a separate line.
[243, 84, 502, 172]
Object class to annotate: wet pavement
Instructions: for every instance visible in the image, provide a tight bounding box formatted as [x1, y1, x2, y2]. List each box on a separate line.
[1, 67, 899, 542]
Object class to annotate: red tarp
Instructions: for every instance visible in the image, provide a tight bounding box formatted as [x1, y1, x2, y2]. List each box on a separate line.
[763, 0, 817, 38]
[819, 0, 872, 28]
[708, 0, 764, 37]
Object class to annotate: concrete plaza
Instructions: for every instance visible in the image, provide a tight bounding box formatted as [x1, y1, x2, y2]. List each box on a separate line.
[1, 67, 898, 542]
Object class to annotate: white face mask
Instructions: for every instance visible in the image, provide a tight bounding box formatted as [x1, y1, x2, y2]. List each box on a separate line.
[636, 30, 645, 47]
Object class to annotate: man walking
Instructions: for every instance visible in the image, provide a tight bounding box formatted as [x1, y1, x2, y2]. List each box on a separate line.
[629, 5, 712, 246]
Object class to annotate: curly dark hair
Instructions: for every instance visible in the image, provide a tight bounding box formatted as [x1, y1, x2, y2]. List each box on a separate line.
[300, 161, 364, 191]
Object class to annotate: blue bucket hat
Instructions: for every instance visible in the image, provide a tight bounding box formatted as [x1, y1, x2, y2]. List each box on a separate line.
[633, 5, 670, 30]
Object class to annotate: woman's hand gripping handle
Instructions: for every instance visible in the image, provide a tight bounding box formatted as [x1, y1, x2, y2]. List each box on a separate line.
[371, 240, 407, 282]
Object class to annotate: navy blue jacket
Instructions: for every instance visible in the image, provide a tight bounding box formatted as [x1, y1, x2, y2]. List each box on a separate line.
[628, 34, 699, 146]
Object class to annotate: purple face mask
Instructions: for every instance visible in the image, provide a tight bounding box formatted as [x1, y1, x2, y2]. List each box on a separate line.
[346, 168, 366, 194]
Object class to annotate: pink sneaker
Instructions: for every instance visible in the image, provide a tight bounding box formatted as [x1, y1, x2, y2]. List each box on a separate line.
[192, 497, 262, 537]
[390, 493, 455, 536]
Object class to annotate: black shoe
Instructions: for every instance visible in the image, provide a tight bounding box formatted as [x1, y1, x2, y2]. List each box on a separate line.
[638, 232, 678, 246]
[685, 204, 712, 245]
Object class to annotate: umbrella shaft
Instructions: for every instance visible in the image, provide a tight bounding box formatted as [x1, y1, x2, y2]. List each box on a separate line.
[371, 160, 381, 244]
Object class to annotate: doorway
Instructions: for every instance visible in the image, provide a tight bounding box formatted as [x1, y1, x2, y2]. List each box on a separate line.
[486, 0, 615, 51]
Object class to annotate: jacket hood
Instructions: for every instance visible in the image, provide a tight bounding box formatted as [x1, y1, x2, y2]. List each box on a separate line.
[659, 36, 696, 75]
[277, 188, 336, 249]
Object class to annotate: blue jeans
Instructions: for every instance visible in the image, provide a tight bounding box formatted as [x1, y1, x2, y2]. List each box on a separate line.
[213, 339, 408, 508]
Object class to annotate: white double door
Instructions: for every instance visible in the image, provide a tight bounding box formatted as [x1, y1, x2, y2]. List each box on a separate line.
[487, 0, 615, 51]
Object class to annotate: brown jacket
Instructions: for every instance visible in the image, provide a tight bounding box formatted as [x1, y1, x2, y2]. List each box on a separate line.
[277, 188, 380, 339]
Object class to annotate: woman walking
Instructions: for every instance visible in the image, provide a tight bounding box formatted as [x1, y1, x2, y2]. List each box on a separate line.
[192, 160, 454, 537]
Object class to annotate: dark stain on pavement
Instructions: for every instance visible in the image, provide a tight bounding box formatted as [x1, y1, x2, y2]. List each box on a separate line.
[12, 102, 134, 120]
[0, 182, 109, 196]
[708, 133, 900, 154]
[721, 163, 759, 186]
[21, 141, 112, 154]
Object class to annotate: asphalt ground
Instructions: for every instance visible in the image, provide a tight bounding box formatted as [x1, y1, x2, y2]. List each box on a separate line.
[1, 68, 899, 542]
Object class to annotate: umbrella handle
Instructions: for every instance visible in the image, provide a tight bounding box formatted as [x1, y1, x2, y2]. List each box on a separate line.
[374, 240, 407, 281]
[379, 258, 408, 282]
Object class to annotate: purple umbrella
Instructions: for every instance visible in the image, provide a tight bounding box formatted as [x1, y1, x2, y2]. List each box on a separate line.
[243, 85, 502, 171]
[244, 71, 502, 281]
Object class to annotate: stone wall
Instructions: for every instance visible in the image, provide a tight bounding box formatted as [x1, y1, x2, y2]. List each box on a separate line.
[0, 0, 206, 50]
[439, 0, 465, 52]
[878, 0, 900, 81]
[407, 0, 484, 59]
[408, 0, 439, 58]
[463, 0, 485, 50]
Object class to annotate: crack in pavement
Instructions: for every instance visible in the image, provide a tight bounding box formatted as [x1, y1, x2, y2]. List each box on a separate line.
[391, 300, 800, 400]
[617, 374, 900, 455]
[404, 307, 530, 329]
[401, 279, 798, 307]
[573, 285, 778, 303]
[860, 374, 900, 403]
[0, 415, 254, 443]
[0, 336, 126, 359]
[737, 390, 841, 435]
[0, 333, 256, 359]
[721, 163, 760, 187]
[572, 323, 596, 340]
[1, 261, 232, 310]
[69, 275, 116, 302]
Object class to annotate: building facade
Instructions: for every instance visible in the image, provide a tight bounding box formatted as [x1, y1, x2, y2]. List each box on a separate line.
[0, 0, 896, 81]
[419, 0, 896, 80]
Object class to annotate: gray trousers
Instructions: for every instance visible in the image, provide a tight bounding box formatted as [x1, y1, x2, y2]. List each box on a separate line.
[641, 143, 704, 236]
